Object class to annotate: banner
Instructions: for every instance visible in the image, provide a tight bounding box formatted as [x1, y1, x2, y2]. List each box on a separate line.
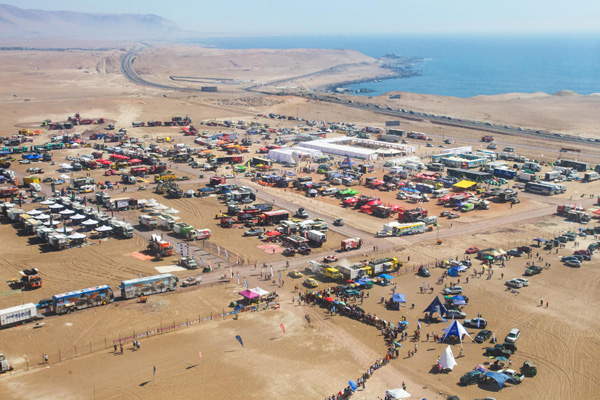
[280, 323, 285, 334]
[235, 335, 244, 347]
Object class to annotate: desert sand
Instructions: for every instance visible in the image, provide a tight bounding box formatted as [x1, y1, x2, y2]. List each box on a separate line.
[0, 41, 599, 400]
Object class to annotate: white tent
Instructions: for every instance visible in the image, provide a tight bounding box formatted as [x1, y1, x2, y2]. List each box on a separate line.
[442, 320, 472, 345]
[439, 345, 457, 370]
[267, 147, 323, 164]
[26, 209, 42, 216]
[164, 208, 180, 215]
[96, 225, 113, 232]
[385, 388, 411, 399]
[249, 287, 269, 297]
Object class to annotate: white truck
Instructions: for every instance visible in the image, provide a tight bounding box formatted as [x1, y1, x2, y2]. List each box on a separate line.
[341, 237, 363, 251]
[306, 230, 327, 246]
[139, 215, 158, 229]
[517, 171, 537, 182]
[0, 303, 42, 329]
[189, 229, 211, 240]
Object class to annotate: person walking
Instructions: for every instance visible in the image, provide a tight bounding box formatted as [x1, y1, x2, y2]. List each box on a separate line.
[120, 343, 124, 355]
[44, 354, 48, 364]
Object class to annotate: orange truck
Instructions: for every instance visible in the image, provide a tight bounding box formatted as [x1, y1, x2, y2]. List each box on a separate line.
[7, 269, 42, 290]
[148, 234, 174, 257]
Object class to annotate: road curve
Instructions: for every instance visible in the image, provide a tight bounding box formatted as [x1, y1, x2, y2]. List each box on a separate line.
[120, 49, 204, 93]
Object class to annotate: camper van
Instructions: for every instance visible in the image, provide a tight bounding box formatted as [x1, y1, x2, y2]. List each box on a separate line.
[523, 161, 542, 172]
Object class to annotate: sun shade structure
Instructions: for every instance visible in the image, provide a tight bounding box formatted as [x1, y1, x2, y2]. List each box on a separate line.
[442, 320, 472, 345]
[439, 345, 457, 370]
[385, 388, 412, 399]
[423, 296, 448, 318]
[249, 287, 269, 297]
[238, 290, 259, 300]
[483, 371, 510, 389]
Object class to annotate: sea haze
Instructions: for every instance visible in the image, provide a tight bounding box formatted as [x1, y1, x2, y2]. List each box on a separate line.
[195, 34, 600, 98]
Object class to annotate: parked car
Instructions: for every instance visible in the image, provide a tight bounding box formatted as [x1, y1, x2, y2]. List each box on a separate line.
[181, 276, 202, 287]
[445, 309, 466, 319]
[460, 370, 484, 386]
[297, 246, 312, 255]
[282, 247, 296, 256]
[418, 266, 430, 277]
[501, 342, 518, 353]
[288, 270, 303, 278]
[524, 266, 542, 276]
[36, 298, 52, 309]
[517, 246, 532, 253]
[474, 329, 492, 343]
[485, 346, 512, 358]
[506, 279, 524, 288]
[465, 246, 480, 254]
[565, 260, 582, 268]
[499, 369, 524, 383]
[243, 228, 263, 237]
[303, 277, 318, 288]
[464, 317, 487, 328]
[513, 278, 529, 286]
[507, 249, 523, 257]
[443, 286, 463, 295]
[505, 328, 521, 343]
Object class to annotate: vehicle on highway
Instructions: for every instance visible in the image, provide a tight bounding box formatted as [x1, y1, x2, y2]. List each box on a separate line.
[303, 277, 318, 288]
[426, 143, 433, 147]
[460, 370, 484, 385]
[464, 318, 487, 328]
[243, 228, 263, 237]
[505, 328, 521, 343]
[487, 143, 497, 149]
[323, 255, 338, 263]
[288, 270, 303, 278]
[517, 246, 532, 253]
[465, 246, 480, 254]
[445, 309, 466, 319]
[181, 276, 202, 287]
[376, 230, 392, 238]
[443, 286, 463, 295]
[333, 218, 344, 226]
[474, 329, 492, 343]
[503, 147, 515, 152]
[447, 212, 460, 219]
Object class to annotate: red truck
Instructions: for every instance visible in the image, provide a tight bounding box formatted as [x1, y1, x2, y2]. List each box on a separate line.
[341, 237, 363, 251]
[481, 136, 494, 142]
[148, 235, 174, 257]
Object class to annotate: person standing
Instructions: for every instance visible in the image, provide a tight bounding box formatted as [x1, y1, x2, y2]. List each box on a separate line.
[44, 354, 48, 364]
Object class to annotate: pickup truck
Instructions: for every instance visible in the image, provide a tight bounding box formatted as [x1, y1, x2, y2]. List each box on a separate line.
[524, 266, 542, 276]
[464, 318, 487, 328]
[499, 369, 524, 383]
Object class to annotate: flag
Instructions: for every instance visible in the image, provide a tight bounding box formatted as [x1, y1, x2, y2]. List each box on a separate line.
[208, 261, 213, 271]
[235, 335, 244, 347]
[244, 278, 248, 289]
[198, 257, 202, 266]
[278, 271, 281, 283]
[270, 267, 274, 278]
[280, 323, 285, 334]
[198, 351, 203, 360]
[225, 250, 229, 260]
[236, 253, 239, 264]
[418, 321, 422, 330]
[348, 380, 357, 391]
[153, 366, 156, 377]
[217, 246, 221, 256]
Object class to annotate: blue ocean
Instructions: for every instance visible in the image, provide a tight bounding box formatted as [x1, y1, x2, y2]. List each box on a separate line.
[195, 34, 600, 98]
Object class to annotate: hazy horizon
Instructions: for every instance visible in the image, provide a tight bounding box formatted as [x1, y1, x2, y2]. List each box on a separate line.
[2, 0, 600, 36]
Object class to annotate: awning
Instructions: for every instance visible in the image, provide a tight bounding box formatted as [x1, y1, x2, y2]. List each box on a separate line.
[249, 287, 269, 297]
[453, 180, 477, 189]
[379, 274, 394, 280]
[239, 290, 259, 299]
[265, 231, 281, 236]
[392, 293, 406, 303]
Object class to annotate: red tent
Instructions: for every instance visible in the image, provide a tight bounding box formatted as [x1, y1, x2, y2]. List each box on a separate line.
[367, 200, 383, 206]
[344, 197, 358, 205]
[265, 231, 281, 236]
[593, 209, 600, 215]
[129, 159, 142, 164]
[360, 205, 372, 213]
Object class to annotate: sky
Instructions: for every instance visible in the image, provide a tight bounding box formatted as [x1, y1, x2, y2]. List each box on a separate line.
[3, 0, 600, 36]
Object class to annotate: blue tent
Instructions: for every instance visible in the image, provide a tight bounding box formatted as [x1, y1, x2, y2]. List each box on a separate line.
[451, 296, 467, 306]
[379, 274, 394, 280]
[447, 267, 459, 277]
[442, 320, 472, 344]
[484, 371, 510, 389]
[392, 293, 406, 303]
[423, 296, 448, 318]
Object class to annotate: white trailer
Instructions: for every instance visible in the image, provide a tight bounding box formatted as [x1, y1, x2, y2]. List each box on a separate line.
[306, 230, 327, 246]
[0, 303, 42, 328]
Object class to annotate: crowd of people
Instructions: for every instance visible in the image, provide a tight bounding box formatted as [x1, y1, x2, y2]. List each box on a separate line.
[298, 288, 416, 400]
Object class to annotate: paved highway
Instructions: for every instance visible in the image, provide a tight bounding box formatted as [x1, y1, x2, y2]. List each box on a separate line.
[296, 93, 600, 149]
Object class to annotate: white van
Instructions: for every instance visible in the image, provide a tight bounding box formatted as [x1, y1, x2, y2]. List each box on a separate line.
[432, 188, 450, 198]
[390, 166, 404, 174]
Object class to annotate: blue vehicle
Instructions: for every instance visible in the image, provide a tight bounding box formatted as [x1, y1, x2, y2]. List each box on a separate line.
[119, 274, 178, 299]
[52, 285, 114, 314]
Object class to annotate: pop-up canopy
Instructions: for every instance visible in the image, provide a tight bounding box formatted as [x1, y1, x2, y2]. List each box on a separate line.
[442, 320, 472, 345]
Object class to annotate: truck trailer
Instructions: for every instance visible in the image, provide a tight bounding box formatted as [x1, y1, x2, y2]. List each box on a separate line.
[0, 303, 42, 328]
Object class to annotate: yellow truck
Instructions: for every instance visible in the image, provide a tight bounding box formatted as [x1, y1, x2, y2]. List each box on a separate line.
[154, 174, 177, 182]
[23, 176, 40, 185]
